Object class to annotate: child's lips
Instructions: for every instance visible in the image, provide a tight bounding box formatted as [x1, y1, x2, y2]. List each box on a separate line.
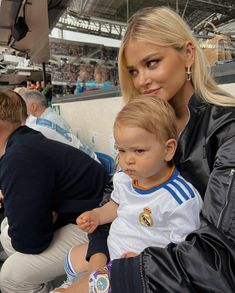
[125, 169, 135, 175]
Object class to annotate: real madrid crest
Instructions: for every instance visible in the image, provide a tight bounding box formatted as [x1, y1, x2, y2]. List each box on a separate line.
[139, 207, 154, 227]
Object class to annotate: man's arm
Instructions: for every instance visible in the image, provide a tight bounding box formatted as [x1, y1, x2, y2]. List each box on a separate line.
[1, 154, 54, 254]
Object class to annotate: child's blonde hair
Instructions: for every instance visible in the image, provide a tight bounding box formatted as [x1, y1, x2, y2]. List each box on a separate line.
[114, 96, 177, 143]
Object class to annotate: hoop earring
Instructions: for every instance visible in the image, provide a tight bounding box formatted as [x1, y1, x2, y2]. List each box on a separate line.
[186, 66, 191, 81]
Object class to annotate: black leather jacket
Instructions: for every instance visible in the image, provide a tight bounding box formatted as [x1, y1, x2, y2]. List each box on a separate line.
[89, 94, 235, 292]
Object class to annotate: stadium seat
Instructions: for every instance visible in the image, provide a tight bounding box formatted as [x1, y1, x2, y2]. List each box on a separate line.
[95, 152, 115, 174]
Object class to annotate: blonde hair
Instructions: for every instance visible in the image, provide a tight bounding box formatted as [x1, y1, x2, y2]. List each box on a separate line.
[94, 64, 107, 84]
[118, 6, 235, 106]
[114, 95, 177, 142]
[0, 89, 27, 124]
[79, 64, 94, 81]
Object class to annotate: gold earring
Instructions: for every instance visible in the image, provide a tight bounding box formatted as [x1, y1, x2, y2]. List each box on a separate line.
[186, 66, 191, 81]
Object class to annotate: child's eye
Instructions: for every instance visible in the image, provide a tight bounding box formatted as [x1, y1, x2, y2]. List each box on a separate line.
[118, 149, 125, 153]
[135, 149, 145, 154]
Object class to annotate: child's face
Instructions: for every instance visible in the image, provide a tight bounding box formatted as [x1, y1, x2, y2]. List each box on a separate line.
[114, 125, 175, 186]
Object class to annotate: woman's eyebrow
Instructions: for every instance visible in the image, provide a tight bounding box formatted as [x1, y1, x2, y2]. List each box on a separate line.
[126, 53, 160, 69]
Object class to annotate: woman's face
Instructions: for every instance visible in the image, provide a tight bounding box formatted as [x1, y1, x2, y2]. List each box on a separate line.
[79, 70, 87, 81]
[124, 40, 194, 104]
[94, 71, 102, 83]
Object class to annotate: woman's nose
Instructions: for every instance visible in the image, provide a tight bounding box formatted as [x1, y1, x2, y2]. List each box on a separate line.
[137, 71, 151, 88]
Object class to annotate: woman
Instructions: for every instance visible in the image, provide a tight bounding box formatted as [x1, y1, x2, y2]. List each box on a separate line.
[93, 65, 113, 89]
[66, 6, 235, 293]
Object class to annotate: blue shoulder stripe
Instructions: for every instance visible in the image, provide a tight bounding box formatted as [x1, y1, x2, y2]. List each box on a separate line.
[175, 177, 195, 198]
[169, 181, 190, 201]
[163, 185, 183, 205]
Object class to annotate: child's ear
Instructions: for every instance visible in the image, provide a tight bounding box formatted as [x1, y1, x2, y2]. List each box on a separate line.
[164, 139, 177, 162]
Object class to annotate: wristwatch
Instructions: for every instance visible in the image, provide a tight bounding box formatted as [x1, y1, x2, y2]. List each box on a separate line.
[89, 265, 111, 293]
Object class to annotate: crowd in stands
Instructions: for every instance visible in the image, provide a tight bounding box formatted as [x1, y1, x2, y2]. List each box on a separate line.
[50, 62, 118, 91]
[49, 41, 119, 91]
[50, 63, 79, 84]
[74, 64, 114, 95]
[50, 42, 117, 62]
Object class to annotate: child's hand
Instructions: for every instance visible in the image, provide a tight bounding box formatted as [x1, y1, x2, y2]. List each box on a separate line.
[76, 210, 99, 233]
[121, 251, 138, 258]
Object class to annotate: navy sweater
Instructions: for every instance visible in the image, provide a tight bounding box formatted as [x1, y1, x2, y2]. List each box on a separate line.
[0, 126, 109, 254]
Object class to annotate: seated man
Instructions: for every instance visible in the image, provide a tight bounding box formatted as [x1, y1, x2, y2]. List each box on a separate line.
[26, 115, 99, 162]
[21, 89, 99, 162]
[0, 89, 109, 293]
[22, 89, 71, 131]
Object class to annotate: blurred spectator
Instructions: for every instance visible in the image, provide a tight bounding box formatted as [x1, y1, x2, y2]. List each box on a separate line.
[74, 64, 93, 95]
[93, 64, 113, 89]
[15, 88, 99, 161]
[27, 80, 37, 90]
[42, 80, 53, 106]
[22, 90, 71, 131]
[75, 75, 86, 95]
[36, 81, 43, 92]
[74, 64, 114, 95]
[26, 115, 99, 162]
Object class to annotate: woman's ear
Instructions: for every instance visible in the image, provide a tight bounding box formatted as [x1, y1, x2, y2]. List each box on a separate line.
[185, 40, 195, 67]
[164, 139, 177, 162]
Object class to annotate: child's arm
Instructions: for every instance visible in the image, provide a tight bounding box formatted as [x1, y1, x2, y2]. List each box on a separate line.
[76, 200, 118, 233]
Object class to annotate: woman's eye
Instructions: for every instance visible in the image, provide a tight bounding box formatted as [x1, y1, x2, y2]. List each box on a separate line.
[128, 69, 138, 77]
[146, 60, 158, 68]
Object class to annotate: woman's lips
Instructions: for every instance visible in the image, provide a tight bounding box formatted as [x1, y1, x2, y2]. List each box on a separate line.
[143, 88, 161, 95]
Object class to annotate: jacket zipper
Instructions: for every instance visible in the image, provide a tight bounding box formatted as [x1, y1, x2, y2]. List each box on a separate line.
[217, 168, 235, 228]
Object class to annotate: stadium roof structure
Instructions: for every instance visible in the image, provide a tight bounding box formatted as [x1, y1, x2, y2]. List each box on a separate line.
[61, 0, 235, 39]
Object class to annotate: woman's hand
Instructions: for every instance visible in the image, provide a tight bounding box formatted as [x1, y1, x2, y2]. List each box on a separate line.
[64, 253, 108, 293]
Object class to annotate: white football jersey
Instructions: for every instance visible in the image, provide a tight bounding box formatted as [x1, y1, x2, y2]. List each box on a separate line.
[108, 168, 203, 260]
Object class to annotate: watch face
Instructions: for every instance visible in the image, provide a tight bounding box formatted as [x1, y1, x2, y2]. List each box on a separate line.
[95, 275, 110, 293]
